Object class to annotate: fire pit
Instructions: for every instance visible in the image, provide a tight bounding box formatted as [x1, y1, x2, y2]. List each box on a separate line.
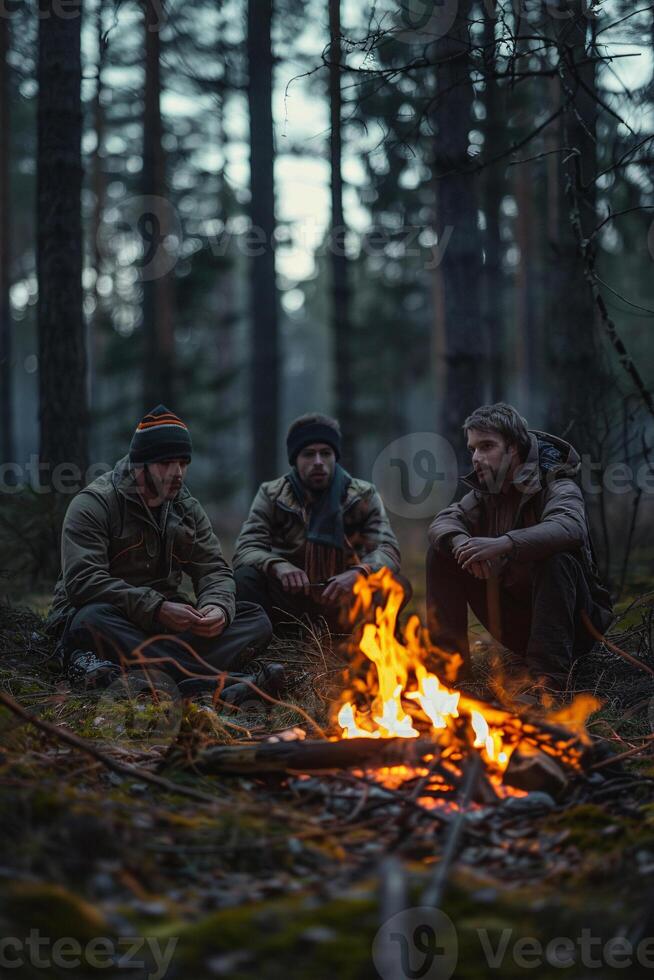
[192, 570, 601, 806]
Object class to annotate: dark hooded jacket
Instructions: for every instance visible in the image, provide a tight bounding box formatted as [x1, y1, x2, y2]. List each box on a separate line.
[47, 455, 236, 637]
[428, 430, 612, 616]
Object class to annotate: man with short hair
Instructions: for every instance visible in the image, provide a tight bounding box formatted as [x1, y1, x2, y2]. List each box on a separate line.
[427, 402, 613, 690]
[233, 413, 408, 632]
[47, 405, 280, 702]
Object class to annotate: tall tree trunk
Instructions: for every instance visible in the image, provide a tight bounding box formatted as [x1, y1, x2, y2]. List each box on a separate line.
[548, 6, 601, 450]
[328, 0, 355, 467]
[0, 13, 14, 469]
[37, 0, 88, 478]
[481, 6, 504, 403]
[142, 0, 174, 410]
[89, 0, 107, 413]
[431, 0, 484, 465]
[513, 160, 534, 412]
[247, 0, 279, 488]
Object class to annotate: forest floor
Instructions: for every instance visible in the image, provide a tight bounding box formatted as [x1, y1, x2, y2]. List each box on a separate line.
[1, 582, 654, 980]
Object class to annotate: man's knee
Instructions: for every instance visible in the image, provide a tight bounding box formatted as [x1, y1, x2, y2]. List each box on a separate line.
[234, 565, 268, 598]
[234, 600, 273, 648]
[69, 602, 123, 632]
[535, 551, 580, 581]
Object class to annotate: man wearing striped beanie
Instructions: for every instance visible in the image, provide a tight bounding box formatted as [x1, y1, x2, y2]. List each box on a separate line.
[47, 405, 283, 705]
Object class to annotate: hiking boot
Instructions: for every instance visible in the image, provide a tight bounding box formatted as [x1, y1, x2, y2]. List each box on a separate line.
[178, 662, 287, 708]
[66, 650, 120, 690]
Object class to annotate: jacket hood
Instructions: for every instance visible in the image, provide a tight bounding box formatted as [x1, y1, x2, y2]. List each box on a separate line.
[460, 429, 580, 496]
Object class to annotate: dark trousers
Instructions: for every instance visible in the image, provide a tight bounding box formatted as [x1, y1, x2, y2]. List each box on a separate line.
[65, 601, 273, 684]
[234, 565, 413, 634]
[426, 546, 607, 681]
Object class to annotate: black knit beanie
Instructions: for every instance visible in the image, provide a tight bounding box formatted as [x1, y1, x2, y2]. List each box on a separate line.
[287, 419, 341, 466]
[129, 405, 192, 465]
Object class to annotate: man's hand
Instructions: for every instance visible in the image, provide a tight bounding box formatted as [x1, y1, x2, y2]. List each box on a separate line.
[192, 605, 227, 638]
[157, 601, 206, 633]
[456, 535, 512, 572]
[272, 561, 311, 595]
[320, 569, 363, 605]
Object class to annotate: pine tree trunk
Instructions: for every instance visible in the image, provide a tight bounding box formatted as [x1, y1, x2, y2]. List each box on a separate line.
[431, 0, 484, 465]
[142, 0, 174, 410]
[548, 6, 601, 450]
[37, 0, 88, 478]
[481, 8, 503, 403]
[328, 0, 355, 467]
[89, 0, 107, 414]
[247, 0, 279, 489]
[0, 13, 14, 469]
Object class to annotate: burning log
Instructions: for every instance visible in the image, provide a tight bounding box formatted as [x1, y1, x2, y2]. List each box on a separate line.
[193, 736, 442, 775]
[503, 747, 569, 799]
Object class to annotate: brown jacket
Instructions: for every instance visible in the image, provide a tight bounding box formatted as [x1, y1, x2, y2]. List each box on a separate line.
[47, 455, 236, 636]
[233, 475, 401, 576]
[428, 430, 612, 611]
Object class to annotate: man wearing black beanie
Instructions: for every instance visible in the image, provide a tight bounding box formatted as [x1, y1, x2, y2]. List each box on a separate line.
[47, 405, 283, 703]
[233, 412, 408, 634]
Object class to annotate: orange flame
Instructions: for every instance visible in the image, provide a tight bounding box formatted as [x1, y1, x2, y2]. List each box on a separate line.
[336, 568, 600, 791]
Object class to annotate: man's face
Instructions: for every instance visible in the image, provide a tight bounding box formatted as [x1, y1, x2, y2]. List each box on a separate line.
[466, 429, 518, 490]
[296, 443, 336, 492]
[145, 459, 188, 502]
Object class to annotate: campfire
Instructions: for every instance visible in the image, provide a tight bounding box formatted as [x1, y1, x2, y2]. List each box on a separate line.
[333, 569, 600, 804]
[193, 569, 602, 809]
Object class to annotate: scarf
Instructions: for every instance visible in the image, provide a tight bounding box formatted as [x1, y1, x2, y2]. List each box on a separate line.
[286, 464, 352, 584]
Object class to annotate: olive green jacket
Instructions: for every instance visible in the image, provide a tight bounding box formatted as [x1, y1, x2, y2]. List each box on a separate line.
[47, 455, 235, 635]
[232, 474, 401, 576]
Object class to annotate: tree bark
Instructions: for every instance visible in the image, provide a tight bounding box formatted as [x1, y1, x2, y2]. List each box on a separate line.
[0, 13, 14, 468]
[247, 0, 280, 489]
[547, 6, 602, 450]
[37, 0, 88, 478]
[431, 0, 484, 465]
[481, 7, 504, 402]
[89, 0, 107, 413]
[328, 0, 355, 467]
[142, 0, 174, 410]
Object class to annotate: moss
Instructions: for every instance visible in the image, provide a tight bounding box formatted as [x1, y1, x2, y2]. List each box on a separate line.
[158, 894, 377, 979]
[2, 882, 111, 941]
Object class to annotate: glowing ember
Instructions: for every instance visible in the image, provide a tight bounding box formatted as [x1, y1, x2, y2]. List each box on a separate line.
[336, 568, 600, 798]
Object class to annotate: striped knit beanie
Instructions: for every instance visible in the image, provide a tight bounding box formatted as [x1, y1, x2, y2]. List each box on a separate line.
[129, 405, 192, 465]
